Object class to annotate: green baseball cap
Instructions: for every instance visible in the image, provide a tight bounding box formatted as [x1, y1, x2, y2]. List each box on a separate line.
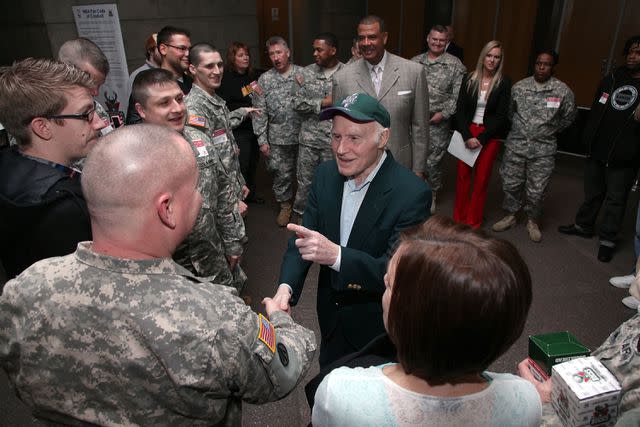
[319, 92, 391, 128]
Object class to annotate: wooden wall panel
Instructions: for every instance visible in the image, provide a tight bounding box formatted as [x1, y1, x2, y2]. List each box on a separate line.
[256, 0, 290, 68]
[401, 0, 426, 58]
[367, 0, 402, 55]
[453, 0, 498, 71]
[495, 0, 538, 82]
[554, 0, 622, 106]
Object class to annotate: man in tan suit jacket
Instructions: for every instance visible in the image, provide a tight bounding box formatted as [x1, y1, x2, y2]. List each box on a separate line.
[332, 15, 429, 177]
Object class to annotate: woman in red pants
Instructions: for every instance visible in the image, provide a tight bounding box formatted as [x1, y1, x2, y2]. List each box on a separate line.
[453, 40, 511, 228]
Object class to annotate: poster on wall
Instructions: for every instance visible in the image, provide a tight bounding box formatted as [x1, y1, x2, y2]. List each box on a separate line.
[72, 4, 128, 127]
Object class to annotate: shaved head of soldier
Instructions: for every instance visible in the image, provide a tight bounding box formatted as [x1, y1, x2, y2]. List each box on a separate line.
[82, 124, 202, 258]
[58, 38, 110, 97]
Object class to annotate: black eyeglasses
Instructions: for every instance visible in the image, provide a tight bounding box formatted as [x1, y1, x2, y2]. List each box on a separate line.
[164, 43, 190, 52]
[46, 101, 97, 122]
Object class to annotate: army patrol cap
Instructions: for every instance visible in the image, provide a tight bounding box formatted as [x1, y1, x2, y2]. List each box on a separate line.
[319, 92, 391, 128]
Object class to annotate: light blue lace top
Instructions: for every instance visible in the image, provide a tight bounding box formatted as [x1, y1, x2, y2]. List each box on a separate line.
[312, 364, 542, 426]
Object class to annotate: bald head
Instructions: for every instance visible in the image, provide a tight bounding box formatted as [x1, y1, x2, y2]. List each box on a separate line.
[82, 124, 200, 255]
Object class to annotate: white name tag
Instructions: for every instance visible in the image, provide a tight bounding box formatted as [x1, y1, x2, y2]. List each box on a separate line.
[599, 92, 609, 104]
[212, 129, 228, 144]
[192, 139, 208, 157]
[546, 97, 561, 108]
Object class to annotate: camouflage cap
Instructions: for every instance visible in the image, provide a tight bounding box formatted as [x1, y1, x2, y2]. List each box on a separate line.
[319, 92, 390, 128]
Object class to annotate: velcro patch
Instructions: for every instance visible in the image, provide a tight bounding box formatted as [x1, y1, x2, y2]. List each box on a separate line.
[249, 80, 264, 96]
[188, 115, 206, 127]
[192, 139, 208, 157]
[257, 313, 276, 353]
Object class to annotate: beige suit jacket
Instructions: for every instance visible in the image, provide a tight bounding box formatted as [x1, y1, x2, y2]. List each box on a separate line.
[332, 52, 429, 173]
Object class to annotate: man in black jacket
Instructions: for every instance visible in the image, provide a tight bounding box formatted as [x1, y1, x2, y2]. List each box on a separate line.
[559, 35, 640, 262]
[0, 58, 106, 281]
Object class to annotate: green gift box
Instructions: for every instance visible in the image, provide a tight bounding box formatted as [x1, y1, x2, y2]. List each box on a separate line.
[529, 332, 590, 376]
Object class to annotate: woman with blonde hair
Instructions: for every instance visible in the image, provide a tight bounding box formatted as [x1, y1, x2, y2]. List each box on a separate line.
[312, 216, 541, 426]
[453, 40, 511, 228]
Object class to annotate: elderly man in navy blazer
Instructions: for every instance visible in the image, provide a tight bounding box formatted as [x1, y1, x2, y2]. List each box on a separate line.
[271, 93, 431, 367]
[333, 15, 430, 178]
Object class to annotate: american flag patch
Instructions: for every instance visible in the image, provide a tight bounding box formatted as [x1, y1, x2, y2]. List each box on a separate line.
[249, 80, 264, 96]
[257, 313, 276, 353]
[188, 115, 206, 127]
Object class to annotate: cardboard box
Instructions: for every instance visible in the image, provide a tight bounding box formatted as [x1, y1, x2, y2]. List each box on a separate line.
[551, 356, 622, 427]
[527, 357, 550, 382]
[529, 331, 590, 376]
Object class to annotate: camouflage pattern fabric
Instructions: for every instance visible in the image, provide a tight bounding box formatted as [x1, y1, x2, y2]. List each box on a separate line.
[185, 84, 247, 200]
[424, 121, 454, 192]
[411, 52, 465, 191]
[0, 243, 317, 426]
[251, 66, 303, 147]
[500, 76, 576, 220]
[293, 144, 334, 215]
[173, 126, 247, 292]
[269, 144, 299, 203]
[499, 150, 555, 220]
[252, 66, 303, 202]
[291, 63, 343, 215]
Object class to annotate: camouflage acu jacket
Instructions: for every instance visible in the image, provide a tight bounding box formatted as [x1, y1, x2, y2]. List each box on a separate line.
[411, 52, 465, 119]
[507, 76, 576, 155]
[252, 65, 303, 146]
[292, 62, 344, 149]
[0, 243, 317, 426]
[185, 84, 247, 196]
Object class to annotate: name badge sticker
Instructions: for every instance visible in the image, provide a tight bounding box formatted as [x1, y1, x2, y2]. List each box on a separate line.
[546, 97, 561, 108]
[212, 129, 228, 145]
[192, 139, 208, 157]
[598, 92, 609, 104]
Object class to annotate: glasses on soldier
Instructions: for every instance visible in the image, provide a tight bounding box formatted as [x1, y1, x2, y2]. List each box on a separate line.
[45, 100, 97, 122]
[164, 43, 190, 52]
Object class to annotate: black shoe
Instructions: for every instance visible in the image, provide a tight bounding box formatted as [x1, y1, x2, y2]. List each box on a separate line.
[558, 224, 593, 238]
[598, 245, 614, 262]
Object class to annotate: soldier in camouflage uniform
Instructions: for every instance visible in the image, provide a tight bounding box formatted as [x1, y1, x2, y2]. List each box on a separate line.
[133, 68, 247, 292]
[58, 38, 118, 137]
[0, 124, 317, 426]
[186, 44, 252, 219]
[291, 33, 344, 224]
[493, 51, 576, 242]
[252, 36, 303, 226]
[411, 25, 466, 213]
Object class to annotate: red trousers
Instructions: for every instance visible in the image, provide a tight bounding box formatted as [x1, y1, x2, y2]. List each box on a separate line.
[453, 123, 500, 228]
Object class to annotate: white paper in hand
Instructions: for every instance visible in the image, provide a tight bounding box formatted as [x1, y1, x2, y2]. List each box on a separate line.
[447, 130, 481, 167]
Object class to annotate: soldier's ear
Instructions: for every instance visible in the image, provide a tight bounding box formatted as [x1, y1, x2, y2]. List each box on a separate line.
[158, 43, 168, 57]
[135, 103, 146, 120]
[157, 193, 177, 229]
